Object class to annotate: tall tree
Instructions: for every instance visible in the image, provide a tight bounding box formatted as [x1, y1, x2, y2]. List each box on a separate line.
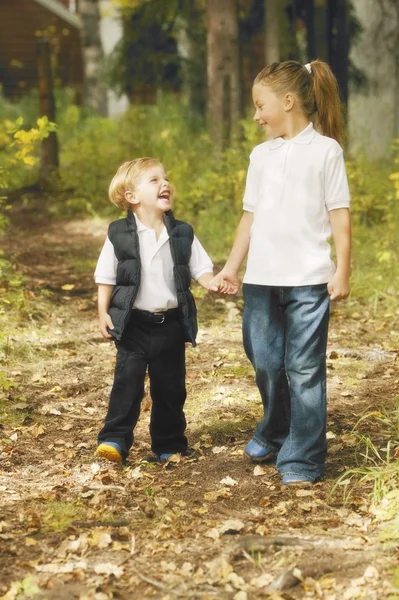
[264, 0, 280, 63]
[373, 0, 399, 137]
[80, 0, 108, 115]
[314, 0, 329, 61]
[329, 0, 349, 107]
[176, 0, 207, 118]
[207, 0, 243, 150]
[37, 39, 59, 188]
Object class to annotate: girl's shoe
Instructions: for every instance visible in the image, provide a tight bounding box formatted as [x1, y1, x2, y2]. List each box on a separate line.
[95, 441, 122, 463]
[281, 474, 312, 486]
[245, 439, 274, 462]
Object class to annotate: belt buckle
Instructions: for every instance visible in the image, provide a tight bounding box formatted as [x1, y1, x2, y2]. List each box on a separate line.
[154, 312, 165, 324]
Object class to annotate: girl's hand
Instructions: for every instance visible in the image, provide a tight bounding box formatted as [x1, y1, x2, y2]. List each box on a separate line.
[208, 271, 240, 295]
[327, 272, 350, 301]
[99, 313, 114, 338]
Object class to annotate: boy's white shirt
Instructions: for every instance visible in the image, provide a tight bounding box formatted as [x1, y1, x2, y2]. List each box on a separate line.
[95, 214, 213, 313]
[243, 122, 351, 286]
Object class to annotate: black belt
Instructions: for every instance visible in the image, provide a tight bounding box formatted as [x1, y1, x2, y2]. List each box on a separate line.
[131, 308, 179, 324]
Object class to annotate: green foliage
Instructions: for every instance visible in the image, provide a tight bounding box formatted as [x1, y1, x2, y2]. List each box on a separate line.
[0, 115, 57, 192]
[108, 0, 183, 99]
[57, 97, 264, 259]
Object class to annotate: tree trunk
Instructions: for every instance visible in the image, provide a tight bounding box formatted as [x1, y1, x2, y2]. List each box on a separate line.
[79, 0, 108, 116]
[265, 0, 280, 64]
[330, 0, 349, 107]
[314, 0, 329, 61]
[37, 39, 59, 189]
[304, 0, 316, 60]
[176, 0, 207, 118]
[392, 1, 399, 137]
[207, 0, 242, 151]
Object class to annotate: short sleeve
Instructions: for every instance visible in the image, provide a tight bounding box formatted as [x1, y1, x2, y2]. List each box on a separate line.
[242, 157, 259, 212]
[94, 236, 118, 285]
[325, 150, 351, 211]
[189, 236, 213, 281]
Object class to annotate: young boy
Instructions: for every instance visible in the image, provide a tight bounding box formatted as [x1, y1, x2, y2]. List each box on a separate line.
[94, 157, 214, 464]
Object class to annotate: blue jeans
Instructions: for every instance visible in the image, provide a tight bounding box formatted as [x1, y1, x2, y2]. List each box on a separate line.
[242, 283, 330, 482]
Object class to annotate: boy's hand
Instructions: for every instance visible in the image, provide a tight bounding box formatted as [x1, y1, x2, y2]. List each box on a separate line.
[327, 271, 350, 301]
[99, 313, 114, 338]
[208, 271, 240, 295]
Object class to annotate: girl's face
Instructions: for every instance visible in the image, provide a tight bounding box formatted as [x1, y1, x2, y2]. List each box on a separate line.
[252, 83, 288, 139]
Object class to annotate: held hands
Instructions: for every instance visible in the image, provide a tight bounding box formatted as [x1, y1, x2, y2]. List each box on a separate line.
[208, 270, 240, 295]
[327, 271, 350, 301]
[99, 313, 114, 338]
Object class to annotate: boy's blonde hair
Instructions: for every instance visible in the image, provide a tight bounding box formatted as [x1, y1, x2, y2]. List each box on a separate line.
[109, 157, 163, 209]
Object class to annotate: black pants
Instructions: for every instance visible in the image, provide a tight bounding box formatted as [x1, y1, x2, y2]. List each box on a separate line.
[98, 310, 187, 457]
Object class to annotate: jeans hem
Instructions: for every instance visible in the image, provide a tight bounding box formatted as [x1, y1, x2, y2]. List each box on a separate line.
[279, 470, 322, 483]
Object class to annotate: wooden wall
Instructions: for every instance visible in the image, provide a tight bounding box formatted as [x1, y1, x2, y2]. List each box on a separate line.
[0, 0, 83, 99]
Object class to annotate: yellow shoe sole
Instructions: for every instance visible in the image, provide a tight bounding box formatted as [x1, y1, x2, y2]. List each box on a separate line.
[95, 444, 122, 463]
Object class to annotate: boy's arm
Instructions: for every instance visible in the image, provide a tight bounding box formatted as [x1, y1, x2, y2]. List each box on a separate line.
[328, 208, 351, 301]
[98, 284, 115, 338]
[209, 211, 254, 293]
[196, 272, 214, 289]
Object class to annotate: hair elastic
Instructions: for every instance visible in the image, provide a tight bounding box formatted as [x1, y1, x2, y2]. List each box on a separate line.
[304, 63, 312, 74]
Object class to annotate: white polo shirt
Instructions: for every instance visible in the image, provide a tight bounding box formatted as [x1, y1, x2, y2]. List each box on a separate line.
[243, 123, 350, 286]
[94, 215, 213, 312]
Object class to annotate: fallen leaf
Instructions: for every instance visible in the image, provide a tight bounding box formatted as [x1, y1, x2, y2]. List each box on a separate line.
[25, 537, 38, 546]
[329, 443, 344, 454]
[204, 488, 232, 501]
[93, 563, 124, 578]
[250, 572, 274, 588]
[205, 528, 220, 540]
[220, 476, 238, 486]
[295, 489, 314, 498]
[205, 555, 233, 583]
[212, 446, 227, 454]
[253, 465, 267, 476]
[61, 284, 75, 291]
[30, 423, 45, 438]
[219, 519, 245, 535]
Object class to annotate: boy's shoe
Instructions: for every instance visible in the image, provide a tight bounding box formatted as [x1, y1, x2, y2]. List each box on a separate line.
[158, 452, 177, 463]
[95, 442, 123, 464]
[281, 474, 312, 486]
[245, 439, 274, 463]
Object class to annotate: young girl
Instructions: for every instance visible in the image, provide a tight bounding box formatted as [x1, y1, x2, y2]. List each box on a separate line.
[210, 60, 351, 485]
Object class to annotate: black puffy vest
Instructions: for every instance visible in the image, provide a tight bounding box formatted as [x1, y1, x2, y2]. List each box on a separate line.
[107, 210, 198, 346]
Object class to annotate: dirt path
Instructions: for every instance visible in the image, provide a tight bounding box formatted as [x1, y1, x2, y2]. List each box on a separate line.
[0, 196, 398, 600]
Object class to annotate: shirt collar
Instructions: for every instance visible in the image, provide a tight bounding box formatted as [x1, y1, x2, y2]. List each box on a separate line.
[133, 214, 169, 241]
[133, 214, 149, 232]
[268, 122, 315, 150]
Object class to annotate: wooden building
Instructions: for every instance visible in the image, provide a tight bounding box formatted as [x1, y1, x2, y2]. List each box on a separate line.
[0, 0, 83, 99]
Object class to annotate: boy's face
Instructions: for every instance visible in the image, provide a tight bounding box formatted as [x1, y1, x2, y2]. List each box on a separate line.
[126, 165, 173, 213]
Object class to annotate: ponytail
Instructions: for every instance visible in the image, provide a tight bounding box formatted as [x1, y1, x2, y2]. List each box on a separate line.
[310, 60, 346, 147]
[254, 59, 346, 147]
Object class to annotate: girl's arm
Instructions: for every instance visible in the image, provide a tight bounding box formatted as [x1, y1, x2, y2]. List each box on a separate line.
[209, 211, 254, 294]
[98, 283, 115, 338]
[328, 208, 351, 301]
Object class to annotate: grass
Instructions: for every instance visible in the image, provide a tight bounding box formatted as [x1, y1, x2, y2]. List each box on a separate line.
[30, 499, 88, 533]
[331, 406, 399, 503]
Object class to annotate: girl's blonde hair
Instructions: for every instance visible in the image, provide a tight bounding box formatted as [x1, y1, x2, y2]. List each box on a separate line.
[254, 59, 345, 146]
[109, 157, 163, 209]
